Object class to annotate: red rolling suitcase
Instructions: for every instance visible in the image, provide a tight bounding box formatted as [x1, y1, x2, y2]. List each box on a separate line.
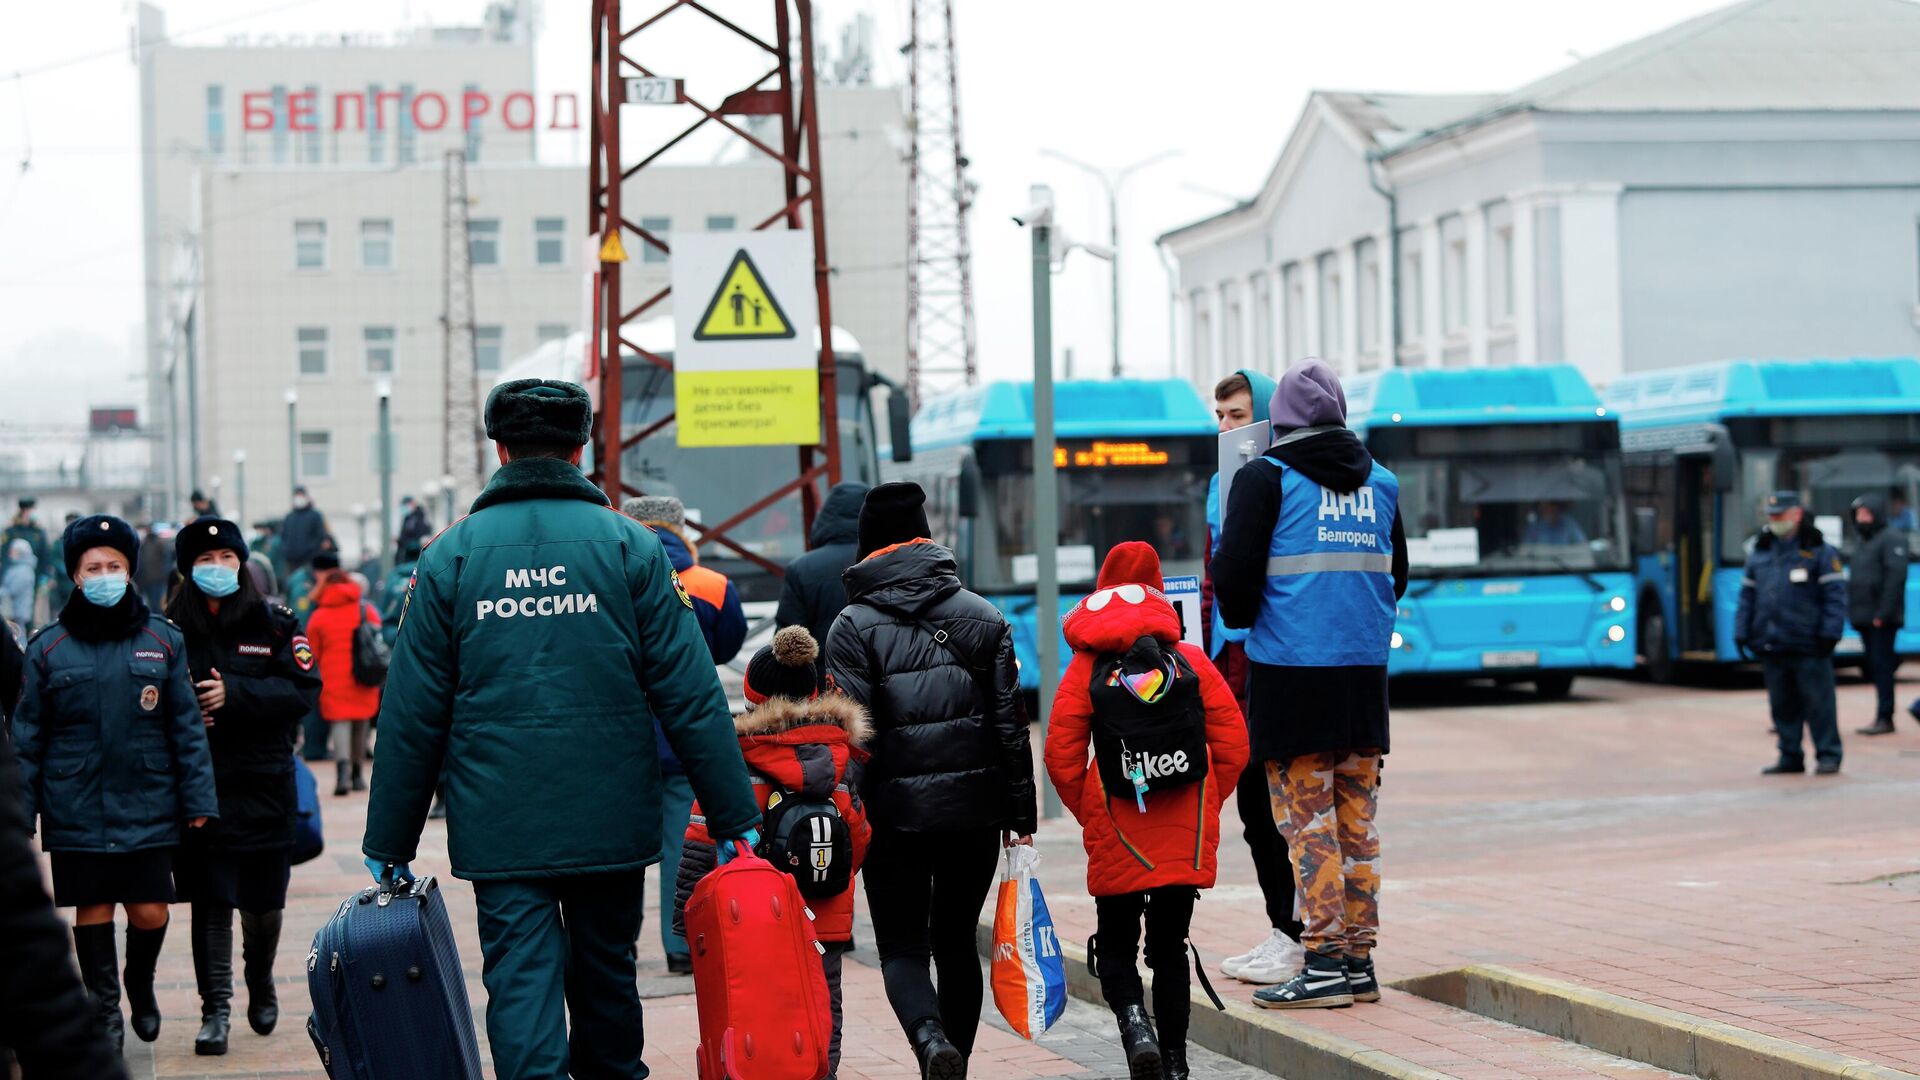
[685, 845, 833, 1080]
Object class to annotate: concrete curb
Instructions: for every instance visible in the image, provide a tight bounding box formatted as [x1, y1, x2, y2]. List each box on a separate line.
[975, 925, 1450, 1080]
[1394, 964, 1920, 1080]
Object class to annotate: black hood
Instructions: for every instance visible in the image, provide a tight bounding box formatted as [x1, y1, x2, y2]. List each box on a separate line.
[810, 482, 869, 547]
[842, 539, 963, 616]
[58, 587, 151, 643]
[1265, 427, 1373, 494]
[1854, 494, 1886, 539]
[1756, 518, 1826, 552]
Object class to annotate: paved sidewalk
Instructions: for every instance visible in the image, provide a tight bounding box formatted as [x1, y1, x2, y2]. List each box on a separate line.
[104, 775, 1270, 1079]
[1027, 674, 1920, 1079]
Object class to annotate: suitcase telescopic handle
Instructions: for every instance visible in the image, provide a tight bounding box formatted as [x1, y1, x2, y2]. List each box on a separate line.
[376, 864, 401, 907]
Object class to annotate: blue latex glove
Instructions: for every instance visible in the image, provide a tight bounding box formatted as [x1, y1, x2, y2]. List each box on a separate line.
[364, 858, 415, 885]
[715, 828, 761, 865]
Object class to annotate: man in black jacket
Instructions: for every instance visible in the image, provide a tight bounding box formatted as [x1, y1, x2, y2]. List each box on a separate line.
[825, 482, 1036, 1076]
[0, 746, 129, 1079]
[776, 481, 869, 651]
[1735, 492, 1848, 774]
[1849, 495, 1909, 735]
[277, 487, 331, 576]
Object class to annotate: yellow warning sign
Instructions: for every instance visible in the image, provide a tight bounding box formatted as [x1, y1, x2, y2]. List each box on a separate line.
[598, 230, 628, 263]
[693, 250, 796, 341]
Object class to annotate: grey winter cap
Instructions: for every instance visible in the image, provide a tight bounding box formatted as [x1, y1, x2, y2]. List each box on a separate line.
[1269, 357, 1347, 436]
[623, 495, 685, 530]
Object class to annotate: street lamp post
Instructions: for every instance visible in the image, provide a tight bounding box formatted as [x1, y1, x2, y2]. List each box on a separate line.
[1020, 184, 1064, 821]
[440, 472, 458, 525]
[376, 381, 394, 582]
[232, 450, 247, 529]
[1040, 148, 1180, 378]
[352, 503, 369, 565]
[284, 389, 299, 496]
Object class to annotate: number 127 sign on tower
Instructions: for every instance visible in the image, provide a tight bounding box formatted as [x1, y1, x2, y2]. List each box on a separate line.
[669, 231, 821, 448]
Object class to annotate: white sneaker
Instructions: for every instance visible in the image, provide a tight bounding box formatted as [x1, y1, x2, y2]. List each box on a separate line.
[1233, 930, 1305, 985]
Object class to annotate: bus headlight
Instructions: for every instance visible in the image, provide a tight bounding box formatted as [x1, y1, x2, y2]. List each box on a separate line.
[1608, 596, 1627, 613]
[1607, 625, 1626, 643]
[1390, 631, 1405, 650]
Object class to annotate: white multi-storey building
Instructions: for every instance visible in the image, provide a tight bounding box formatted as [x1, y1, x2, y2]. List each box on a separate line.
[136, 3, 907, 547]
[1159, 0, 1920, 391]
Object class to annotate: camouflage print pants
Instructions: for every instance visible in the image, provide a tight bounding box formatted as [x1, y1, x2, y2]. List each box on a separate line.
[1266, 752, 1382, 958]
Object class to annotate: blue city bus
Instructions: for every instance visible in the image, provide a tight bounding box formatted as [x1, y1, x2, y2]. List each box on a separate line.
[1604, 358, 1920, 681]
[1344, 365, 1637, 696]
[887, 380, 1217, 691]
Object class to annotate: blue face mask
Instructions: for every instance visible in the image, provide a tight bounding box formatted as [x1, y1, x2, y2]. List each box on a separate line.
[81, 573, 129, 607]
[192, 564, 241, 598]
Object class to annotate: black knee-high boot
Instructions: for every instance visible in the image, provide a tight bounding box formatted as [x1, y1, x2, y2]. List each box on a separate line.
[72, 923, 125, 1053]
[124, 919, 168, 1042]
[240, 909, 283, 1035]
[191, 904, 233, 1055]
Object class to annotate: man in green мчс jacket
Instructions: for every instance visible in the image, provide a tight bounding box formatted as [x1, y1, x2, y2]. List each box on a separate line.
[361, 379, 760, 1080]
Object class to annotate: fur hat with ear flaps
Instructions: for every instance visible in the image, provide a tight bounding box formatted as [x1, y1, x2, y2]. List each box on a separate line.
[743, 625, 826, 705]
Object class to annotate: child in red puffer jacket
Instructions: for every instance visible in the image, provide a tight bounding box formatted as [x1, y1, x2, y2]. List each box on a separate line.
[1045, 541, 1249, 1080]
[674, 626, 872, 1079]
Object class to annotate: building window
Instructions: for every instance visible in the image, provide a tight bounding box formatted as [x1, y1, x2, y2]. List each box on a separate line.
[205, 86, 225, 157]
[706, 215, 736, 231]
[1256, 276, 1274, 366]
[1319, 255, 1343, 361]
[469, 219, 500, 267]
[368, 431, 395, 474]
[536, 322, 569, 345]
[368, 83, 385, 165]
[301, 83, 321, 164]
[463, 82, 483, 163]
[360, 219, 393, 270]
[1403, 250, 1424, 339]
[1443, 236, 1468, 334]
[296, 326, 329, 376]
[1192, 306, 1212, 377]
[1490, 224, 1515, 324]
[1284, 265, 1307, 360]
[397, 83, 417, 164]
[363, 326, 396, 375]
[534, 217, 564, 266]
[1225, 301, 1243, 368]
[270, 84, 288, 164]
[1357, 240, 1380, 354]
[641, 216, 670, 263]
[299, 431, 333, 481]
[294, 220, 326, 269]
[474, 325, 504, 372]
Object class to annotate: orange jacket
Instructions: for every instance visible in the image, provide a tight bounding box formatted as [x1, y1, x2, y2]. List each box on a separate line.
[677, 692, 873, 942]
[304, 575, 382, 722]
[1045, 580, 1248, 897]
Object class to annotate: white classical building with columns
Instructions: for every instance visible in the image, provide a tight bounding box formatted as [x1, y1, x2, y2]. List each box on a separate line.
[1159, 0, 1920, 390]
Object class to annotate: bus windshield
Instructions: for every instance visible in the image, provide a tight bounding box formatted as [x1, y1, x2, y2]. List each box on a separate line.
[1726, 416, 1920, 562]
[622, 359, 879, 602]
[971, 437, 1212, 594]
[1370, 423, 1629, 575]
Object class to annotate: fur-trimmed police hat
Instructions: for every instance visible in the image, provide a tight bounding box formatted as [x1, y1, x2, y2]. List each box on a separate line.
[485, 379, 595, 448]
[175, 516, 249, 574]
[63, 514, 139, 578]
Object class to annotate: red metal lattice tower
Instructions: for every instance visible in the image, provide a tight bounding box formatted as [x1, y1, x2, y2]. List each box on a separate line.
[588, 0, 841, 569]
[904, 0, 977, 409]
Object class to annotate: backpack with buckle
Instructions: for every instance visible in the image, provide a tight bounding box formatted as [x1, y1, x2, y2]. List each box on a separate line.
[1088, 635, 1208, 799]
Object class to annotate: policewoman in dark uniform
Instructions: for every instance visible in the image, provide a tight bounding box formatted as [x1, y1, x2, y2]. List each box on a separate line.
[9, 514, 219, 1051]
[363, 380, 760, 1080]
[165, 517, 320, 1055]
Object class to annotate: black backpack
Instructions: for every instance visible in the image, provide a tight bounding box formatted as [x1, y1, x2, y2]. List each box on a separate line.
[756, 788, 853, 899]
[351, 602, 392, 688]
[1089, 635, 1208, 796]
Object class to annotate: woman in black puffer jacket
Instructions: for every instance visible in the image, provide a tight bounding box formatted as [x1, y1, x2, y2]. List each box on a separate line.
[825, 482, 1037, 1079]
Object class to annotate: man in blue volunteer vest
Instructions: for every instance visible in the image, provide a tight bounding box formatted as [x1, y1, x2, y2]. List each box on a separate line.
[1204, 369, 1308, 987]
[362, 379, 760, 1080]
[1214, 358, 1408, 1011]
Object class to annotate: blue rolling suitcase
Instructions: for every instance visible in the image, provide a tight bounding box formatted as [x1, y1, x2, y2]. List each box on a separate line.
[307, 872, 484, 1079]
[290, 755, 323, 865]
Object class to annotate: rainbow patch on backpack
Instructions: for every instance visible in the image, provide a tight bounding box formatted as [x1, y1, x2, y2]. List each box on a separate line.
[1107, 661, 1173, 705]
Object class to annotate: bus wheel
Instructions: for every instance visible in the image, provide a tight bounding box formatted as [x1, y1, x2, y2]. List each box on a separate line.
[1534, 673, 1575, 700]
[1641, 607, 1674, 684]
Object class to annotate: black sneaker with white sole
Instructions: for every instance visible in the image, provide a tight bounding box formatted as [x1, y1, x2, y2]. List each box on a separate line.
[1252, 950, 1354, 1009]
[1345, 955, 1381, 1003]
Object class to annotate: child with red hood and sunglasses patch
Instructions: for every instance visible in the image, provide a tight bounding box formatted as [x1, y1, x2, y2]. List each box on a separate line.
[674, 626, 873, 1079]
[1045, 542, 1249, 1080]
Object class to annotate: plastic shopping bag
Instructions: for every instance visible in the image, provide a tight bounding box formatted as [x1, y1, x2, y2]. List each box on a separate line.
[990, 844, 1068, 1039]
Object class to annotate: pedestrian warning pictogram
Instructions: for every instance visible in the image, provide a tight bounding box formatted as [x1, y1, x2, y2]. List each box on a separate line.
[693, 250, 796, 341]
